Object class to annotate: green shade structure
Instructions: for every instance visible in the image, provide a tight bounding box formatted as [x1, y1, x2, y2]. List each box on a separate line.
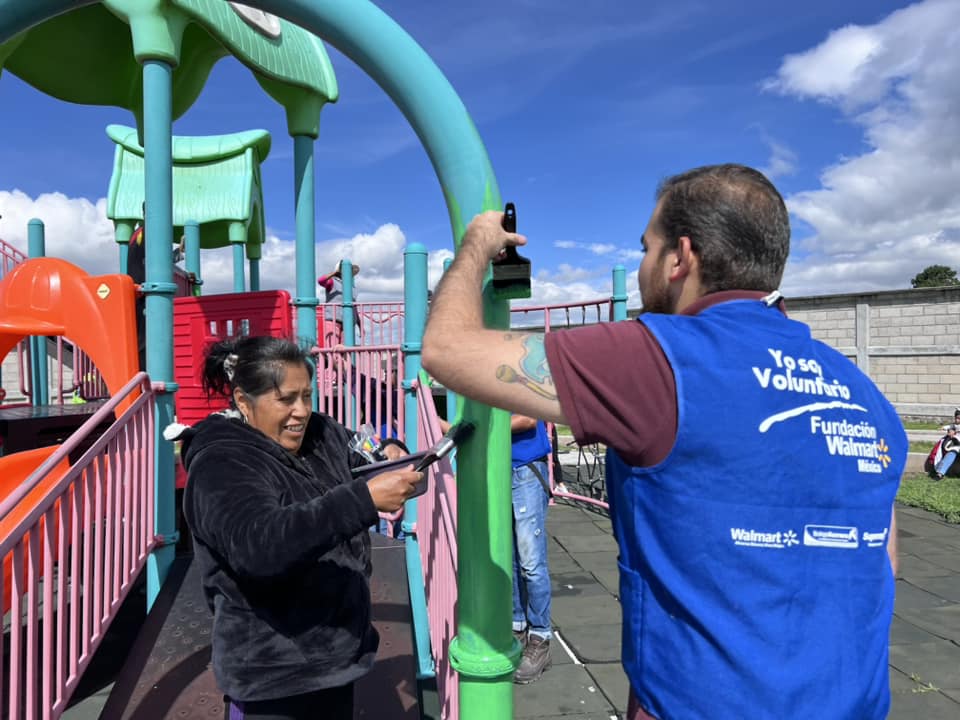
[106, 123, 271, 255]
[0, 0, 337, 137]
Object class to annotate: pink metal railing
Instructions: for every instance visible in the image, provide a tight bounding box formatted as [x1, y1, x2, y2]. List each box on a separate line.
[1, 238, 27, 280]
[510, 298, 612, 510]
[509, 297, 612, 333]
[0, 373, 157, 720]
[414, 378, 459, 720]
[318, 301, 405, 348]
[315, 344, 406, 533]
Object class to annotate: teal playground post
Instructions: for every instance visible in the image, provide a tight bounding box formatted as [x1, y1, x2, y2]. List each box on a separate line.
[612, 264, 628, 321]
[292, 134, 320, 410]
[230, 222, 246, 293]
[142, 58, 178, 610]
[401, 242, 434, 678]
[27, 219, 48, 407]
[184, 221, 202, 296]
[341, 259, 356, 347]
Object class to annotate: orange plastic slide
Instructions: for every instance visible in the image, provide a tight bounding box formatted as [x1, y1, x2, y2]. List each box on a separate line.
[0, 446, 71, 613]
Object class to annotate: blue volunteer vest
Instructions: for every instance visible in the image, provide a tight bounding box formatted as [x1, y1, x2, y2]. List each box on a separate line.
[512, 420, 551, 469]
[609, 298, 906, 719]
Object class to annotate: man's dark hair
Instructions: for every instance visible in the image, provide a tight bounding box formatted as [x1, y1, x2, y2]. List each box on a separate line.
[655, 164, 790, 293]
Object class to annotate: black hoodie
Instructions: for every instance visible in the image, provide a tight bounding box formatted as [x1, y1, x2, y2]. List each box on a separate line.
[181, 412, 380, 702]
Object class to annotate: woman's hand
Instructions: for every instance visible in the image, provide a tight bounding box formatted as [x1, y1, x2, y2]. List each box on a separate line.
[366, 466, 423, 512]
[380, 442, 407, 461]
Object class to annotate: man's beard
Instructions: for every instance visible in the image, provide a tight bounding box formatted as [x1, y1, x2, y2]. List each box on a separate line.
[640, 263, 673, 314]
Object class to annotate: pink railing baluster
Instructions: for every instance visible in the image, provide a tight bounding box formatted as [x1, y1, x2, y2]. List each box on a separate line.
[26, 531, 40, 720]
[11, 542, 24, 720]
[415, 378, 459, 719]
[0, 374, 157, 718]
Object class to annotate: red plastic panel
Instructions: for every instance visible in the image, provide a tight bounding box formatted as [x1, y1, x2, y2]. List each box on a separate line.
[172, 290, 293, 429]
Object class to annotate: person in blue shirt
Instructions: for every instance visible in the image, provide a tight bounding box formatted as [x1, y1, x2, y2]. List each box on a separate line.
[510, 414, 553, 683]
[422, 164, 907, 720]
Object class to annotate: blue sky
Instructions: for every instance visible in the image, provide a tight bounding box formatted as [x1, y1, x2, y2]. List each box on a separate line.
[1, 0, 958, 305]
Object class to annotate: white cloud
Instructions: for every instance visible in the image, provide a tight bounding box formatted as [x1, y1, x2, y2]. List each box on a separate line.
[766, 0, 960, 293]
[554, 240, 577, 249]
[760, 139, 797, 179]
[0, 190, 117, 275]
[0, 190, 450, 304]
[588, 242, 617, 255]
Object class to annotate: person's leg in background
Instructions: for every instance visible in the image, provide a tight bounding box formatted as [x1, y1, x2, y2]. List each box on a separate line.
[936, 450, 959, 479]
[511, 459, 552, 683]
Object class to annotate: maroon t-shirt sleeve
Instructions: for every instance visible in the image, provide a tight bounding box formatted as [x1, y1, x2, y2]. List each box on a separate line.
[544, 320, 677, 467]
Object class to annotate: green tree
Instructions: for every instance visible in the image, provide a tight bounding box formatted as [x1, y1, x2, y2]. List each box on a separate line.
[911, 265, 960, 288]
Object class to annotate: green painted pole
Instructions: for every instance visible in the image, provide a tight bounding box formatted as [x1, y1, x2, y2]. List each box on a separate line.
[27, 219, 48, 406]
[142, 59, 178, 610]
[292, 134, 320, 411]
[400, 242, 435, 679]
[612, 264, 628, 321]
[449, 285, 518, 719]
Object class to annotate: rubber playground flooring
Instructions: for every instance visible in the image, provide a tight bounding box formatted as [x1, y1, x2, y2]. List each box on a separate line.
[62, 481, 960, 719]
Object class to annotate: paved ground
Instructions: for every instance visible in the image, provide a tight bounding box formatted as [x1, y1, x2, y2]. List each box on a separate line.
[513, 491, 960, 719]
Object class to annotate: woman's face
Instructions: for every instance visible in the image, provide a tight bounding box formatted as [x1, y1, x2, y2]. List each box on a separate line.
[235, 362, 313, 453]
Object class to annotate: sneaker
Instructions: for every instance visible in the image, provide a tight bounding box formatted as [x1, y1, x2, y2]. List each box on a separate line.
[936, 472, 945, 480]
[514, 634, 551, 684]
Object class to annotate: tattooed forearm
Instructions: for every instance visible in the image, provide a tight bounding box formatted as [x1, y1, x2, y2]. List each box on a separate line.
[494, 334, 556, 400]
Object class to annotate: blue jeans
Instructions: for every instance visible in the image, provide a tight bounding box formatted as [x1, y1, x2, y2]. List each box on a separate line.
[512, 460, 552, 639]
[937, 450, 958, 476]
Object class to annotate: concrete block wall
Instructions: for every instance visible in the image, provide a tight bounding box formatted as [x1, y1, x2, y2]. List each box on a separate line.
[786, 286, 960, 418]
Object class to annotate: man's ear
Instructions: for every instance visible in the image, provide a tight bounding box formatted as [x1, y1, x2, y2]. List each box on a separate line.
[668, 236, 697, 282]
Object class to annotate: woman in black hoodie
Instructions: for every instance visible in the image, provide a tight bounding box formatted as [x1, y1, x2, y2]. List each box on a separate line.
[179, 336, 421, 720]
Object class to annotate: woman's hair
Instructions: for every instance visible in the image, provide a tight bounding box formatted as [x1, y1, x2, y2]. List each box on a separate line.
[202, 336, 313, 401]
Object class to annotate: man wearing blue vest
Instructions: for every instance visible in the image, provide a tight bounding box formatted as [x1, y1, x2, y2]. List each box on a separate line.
[422, 164, 907, 719]
[510, 414, 554, 683]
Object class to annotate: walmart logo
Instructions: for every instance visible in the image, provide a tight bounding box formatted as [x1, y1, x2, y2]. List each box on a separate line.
[877, 438, 891, 468]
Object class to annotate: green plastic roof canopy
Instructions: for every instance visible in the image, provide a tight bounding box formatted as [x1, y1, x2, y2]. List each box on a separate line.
[0, 0, 337, 137]
[106, 123, 270, 251]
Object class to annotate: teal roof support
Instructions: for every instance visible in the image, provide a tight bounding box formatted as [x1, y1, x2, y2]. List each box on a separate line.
[292, 133, 319, 411]
[400, 242, 433, 678]
[28, 219, 48, 407]
[231, 243, 245, 293]
[612, 264, 628, 321]
[341, 259, 356, 347]
[184, 221, 202, 296]
[341, 259, 356, 424]
[142, 58, 177, 611]
[249, 258, 260, 292]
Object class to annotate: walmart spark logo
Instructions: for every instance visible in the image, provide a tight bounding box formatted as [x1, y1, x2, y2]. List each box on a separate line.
[877, 438, 891, 468]
[782, 529, 799, 547]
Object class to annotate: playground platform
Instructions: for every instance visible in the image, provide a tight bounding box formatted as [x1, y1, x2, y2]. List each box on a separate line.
[61, 466, 960, 720]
